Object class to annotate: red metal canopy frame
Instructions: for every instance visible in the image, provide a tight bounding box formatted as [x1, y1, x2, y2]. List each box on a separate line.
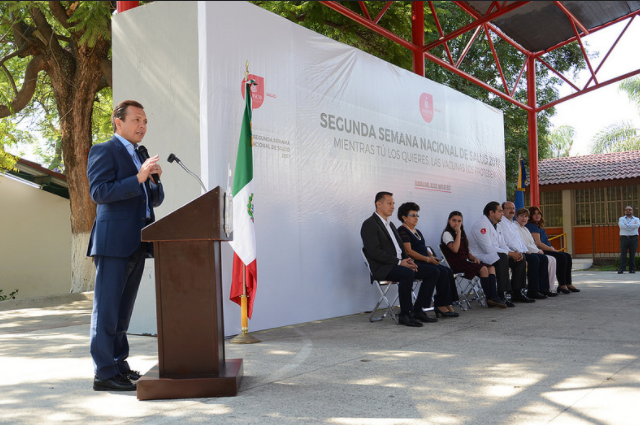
[117, 1, 640, 206]
[316, 1, 640, 207]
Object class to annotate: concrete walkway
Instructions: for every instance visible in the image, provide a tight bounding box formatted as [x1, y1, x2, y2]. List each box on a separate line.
[1, 271, 639, 425]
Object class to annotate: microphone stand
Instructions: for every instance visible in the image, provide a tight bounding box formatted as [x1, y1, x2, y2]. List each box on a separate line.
[167, 154, 207, 192]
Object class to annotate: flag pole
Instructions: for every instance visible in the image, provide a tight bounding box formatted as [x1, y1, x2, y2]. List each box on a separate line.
[230, 61, 260, 345]
[230, 264, 260, 344]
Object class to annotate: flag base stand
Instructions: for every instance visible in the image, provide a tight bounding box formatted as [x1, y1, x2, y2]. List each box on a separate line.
[230, 328, 261, 344]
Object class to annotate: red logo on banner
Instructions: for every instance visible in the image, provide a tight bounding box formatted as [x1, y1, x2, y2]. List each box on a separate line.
[241, 74, 265, 109]
[480, 228, 487, 235]
[419, 92, 434, 123]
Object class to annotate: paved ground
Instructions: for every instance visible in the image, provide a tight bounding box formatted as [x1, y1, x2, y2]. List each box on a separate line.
[0, 271, 638, 425]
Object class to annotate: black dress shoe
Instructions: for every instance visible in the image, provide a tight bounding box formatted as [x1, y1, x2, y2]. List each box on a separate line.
[124, 370, 141, 381]
[618, 270, 624, 274]
[93, 374, 136, 391]
[630, 270, 636, 274]
[567, 286, 581, 292]
[398, 314, 423, 327]
[557, 286, 571, 294]
[527, 291, 548, 300]
[511, 295, 535, 303]
[502, 299, 516, 307]
[413, 310, 438, 323]
[541, 290, 559, 297]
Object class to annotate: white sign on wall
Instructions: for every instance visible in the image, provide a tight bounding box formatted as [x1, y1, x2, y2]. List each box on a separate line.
[198, 1, 506, 334]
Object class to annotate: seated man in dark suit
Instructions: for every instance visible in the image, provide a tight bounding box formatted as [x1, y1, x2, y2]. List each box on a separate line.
[361, 191, 437, 327]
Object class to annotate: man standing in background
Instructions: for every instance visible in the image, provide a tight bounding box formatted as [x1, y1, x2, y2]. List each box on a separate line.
[618, 206, 639, 274]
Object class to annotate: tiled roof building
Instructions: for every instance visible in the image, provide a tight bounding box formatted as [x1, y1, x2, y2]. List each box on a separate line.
[539, 150, 640, 187]
[535, 150, 640, 258]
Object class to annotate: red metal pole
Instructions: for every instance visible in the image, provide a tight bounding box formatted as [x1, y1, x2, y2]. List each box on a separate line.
[412, 2, 425, 76]
[527, 55, 539, 207]
[423, 50, 533, 111]
[117, 1, 139, 13]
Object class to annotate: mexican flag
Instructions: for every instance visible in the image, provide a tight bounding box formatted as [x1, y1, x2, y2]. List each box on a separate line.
[229, 79, 258, 318]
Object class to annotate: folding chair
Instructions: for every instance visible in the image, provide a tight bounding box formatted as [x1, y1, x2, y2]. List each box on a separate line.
[361, 249, 420, 323]
[438, 244, 486, 310]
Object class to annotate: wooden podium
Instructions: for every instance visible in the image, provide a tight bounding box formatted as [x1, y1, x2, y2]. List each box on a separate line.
[137, 187, 243, 400]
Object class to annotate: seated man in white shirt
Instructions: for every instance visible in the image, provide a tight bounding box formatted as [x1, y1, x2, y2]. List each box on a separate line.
[468, 201, 534, 306]
[499, 202, 557, 299]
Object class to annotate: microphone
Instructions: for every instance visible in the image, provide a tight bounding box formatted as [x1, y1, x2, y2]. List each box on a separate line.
[167, 153, 208, 193]
[136, 145, 160, 185]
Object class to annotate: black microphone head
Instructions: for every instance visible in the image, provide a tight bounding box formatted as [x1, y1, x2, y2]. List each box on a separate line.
[167, 153, 177, 163]
[137, 145, 150, 160]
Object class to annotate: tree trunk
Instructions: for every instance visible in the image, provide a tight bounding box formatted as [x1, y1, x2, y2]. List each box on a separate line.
[49, 42, 110, 293]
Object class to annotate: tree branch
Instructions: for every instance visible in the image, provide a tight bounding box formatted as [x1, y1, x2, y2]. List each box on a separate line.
[1, 64, 18, 95]
[0, 55, 45, 118]
[49, 1, 70, 29]
[30, 5, 63, 54]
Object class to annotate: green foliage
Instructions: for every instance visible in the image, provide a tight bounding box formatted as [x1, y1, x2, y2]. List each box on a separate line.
[0, 146, 18, 170]
[65, 1, 114, 47]
[613, 256, 640, 270]
[591, 122, 640, 154]
[549, 125, 575, 158]
[0, 1, 115, 172]
[252, 1, 586, 198]
[0, 289, 18, 301]
[590, 76, 640, 154]
[620, 77, 640, 113]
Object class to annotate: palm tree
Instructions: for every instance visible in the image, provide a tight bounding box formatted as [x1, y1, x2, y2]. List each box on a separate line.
[591, 77, 640, 154]
[549, 125, 575, 157]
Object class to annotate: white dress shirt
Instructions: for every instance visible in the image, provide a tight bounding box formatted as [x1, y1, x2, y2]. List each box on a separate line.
[468, 215, 509, 265]
[498, 217, 529, 253]
[619, 215, 640, 236]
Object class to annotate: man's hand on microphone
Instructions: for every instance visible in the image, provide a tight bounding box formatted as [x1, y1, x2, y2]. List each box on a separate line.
[137, 155, 162, 183]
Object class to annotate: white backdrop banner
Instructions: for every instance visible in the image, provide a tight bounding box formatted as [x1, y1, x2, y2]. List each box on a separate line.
[199, 1, 506, 334]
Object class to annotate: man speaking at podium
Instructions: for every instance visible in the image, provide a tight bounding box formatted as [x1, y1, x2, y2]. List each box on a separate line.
[86, 100, 164, 391]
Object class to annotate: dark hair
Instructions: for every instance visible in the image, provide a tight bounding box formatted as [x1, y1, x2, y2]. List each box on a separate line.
[528, 206, 545, 228]
[397, 202, 420, 223]
[516, 208, 530, 218]
[442, 210, 468, 250]
[112, 100, 144, 132]
[483, 201, 500, 217]
[374, 191, 393, 206]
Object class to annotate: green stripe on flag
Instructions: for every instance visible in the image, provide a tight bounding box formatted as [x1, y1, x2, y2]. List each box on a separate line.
[233, 81, 254, 196]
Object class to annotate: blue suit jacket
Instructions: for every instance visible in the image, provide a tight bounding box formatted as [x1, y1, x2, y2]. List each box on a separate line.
[86, 136, 164, 258]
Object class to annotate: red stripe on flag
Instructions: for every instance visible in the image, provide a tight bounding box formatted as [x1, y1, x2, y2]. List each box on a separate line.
[230, 253, 258, 319]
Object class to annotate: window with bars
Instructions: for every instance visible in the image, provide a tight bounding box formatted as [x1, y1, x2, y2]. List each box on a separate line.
[540, 191, 563, 227]
[575, 185, 639, 225]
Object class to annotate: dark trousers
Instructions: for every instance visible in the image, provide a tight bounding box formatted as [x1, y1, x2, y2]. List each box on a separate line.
[619, 235, 638, 272]
[543, 250, 572, 286]
[523, 252, 550, 292]
[415, 262, 457, 308]
[90, 243, 146, 379]
[386, 264, 434, 316]
[493, 253, 526, 296]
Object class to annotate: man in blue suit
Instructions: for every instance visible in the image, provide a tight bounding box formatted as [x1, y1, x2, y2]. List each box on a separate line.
[87, 100, 164, 391]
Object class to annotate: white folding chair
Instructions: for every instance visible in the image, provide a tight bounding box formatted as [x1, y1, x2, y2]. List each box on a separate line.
[438, 245, 486, 310]
[361, 249, 420, 323]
